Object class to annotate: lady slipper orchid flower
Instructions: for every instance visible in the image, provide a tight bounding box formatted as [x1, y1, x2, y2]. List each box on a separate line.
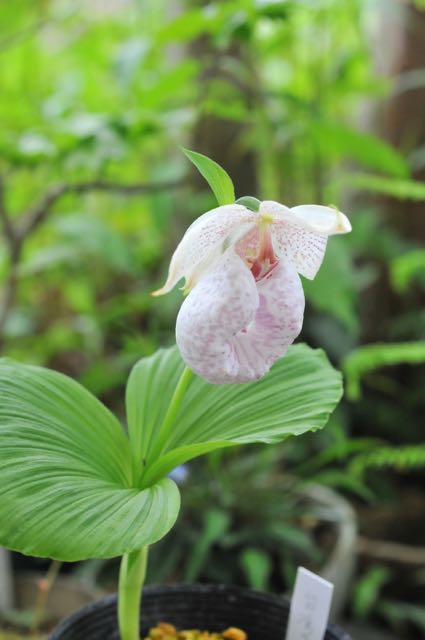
[154, 200, 351, 384]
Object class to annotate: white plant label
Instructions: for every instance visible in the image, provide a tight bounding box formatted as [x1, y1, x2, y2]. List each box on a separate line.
[285, 567, 334, 640]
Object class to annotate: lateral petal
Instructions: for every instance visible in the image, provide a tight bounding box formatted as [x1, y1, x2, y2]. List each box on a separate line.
[271, 222, 328, 280]
[290, 204, 352, 235]
[153, 204, 256, 295]
[258, 200, 325, 279]
[260, 200, 351, 235]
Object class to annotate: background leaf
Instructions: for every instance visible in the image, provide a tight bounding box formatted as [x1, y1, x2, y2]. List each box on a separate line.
[353, 565, 391, 619]
[183, 509, 229, 582]
[343, 342, 425, 400]
[126, 344, 343, 487]
[390, 250, 425, 293]
[350, 444, 425, 478]
[342, 173, 425, 200]
[303, 241, 360, 335]
[240, 547, 272, 591]
[0, 360, 180, 561]
[182, 147, 235, 205]
[312, 123, 409, 177]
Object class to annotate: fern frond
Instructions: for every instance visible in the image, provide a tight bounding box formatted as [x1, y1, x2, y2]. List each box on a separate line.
[350, 444, 425, 477]
[391, 250, 425, 293]
[343, 342, 425, 400]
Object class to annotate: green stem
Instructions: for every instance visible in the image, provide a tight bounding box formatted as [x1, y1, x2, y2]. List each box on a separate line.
[118, 546, 149, 640]
[145, 366, 194, 468]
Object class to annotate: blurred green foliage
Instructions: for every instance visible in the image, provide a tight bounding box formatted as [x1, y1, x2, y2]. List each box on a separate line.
[1, 0, 417, 374]
[1, 0, 425, 637]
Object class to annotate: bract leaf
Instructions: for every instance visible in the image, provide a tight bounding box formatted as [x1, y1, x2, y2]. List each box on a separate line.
[182, 147, 235, 206]
[235, 196, 261, 211]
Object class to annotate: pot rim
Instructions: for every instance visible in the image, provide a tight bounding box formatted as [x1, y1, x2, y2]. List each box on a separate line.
[49, 583, 351, 640]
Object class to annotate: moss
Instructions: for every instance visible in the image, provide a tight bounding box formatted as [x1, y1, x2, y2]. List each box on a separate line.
[145, 623, 247, 640]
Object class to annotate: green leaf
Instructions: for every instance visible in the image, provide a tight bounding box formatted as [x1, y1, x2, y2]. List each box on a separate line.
[303, 240, 359, 335]
[310, 470, 374, 502]
[353, 566, 391, 619]
[240, 547, 272, 591]
[390, 250, 425, 293]
[378, 599, 425, 633]
[0, 360, 180, 561]
[55, 214, 136, 274]
[312, 123, 409, 177]
[126, 344, 343, 487]
[235, 196, 261, 211]
[342, 173, 425, 200]
[157, 8, 216, 44]
[182, 147, 235, 206]
[126, 346, 182, 468]
[266, 523, 318, 556]
[184, 509, 229, 582]
[350, 444, 425, 478]
[343, 342, 425, 400]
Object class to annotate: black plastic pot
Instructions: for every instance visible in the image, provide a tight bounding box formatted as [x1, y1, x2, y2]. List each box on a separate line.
[49, 584, 352, 639]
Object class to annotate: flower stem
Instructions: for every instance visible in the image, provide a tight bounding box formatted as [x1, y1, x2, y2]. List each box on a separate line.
[118, 546, 149, 640]
[146, 366, 194, 467]
[31, 559, 62, 633]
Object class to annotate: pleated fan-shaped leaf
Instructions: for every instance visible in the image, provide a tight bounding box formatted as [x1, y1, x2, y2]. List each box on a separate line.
[0, 360, 180, 561]
[126, 344, 343, 487]
[0, 343, 342, 561]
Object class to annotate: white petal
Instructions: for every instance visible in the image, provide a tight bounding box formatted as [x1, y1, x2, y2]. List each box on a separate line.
[260, 200, 351, 235]
[153, 204, 256, 295]
[260, 200, 331, 279]
[259, 200, 292, 222]
[271, 223, 328, 280]
[290, 204, 352, 235]
[176, 251, 304, 384]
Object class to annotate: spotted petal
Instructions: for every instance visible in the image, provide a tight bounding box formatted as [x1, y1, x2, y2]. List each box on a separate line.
[175, 250, 304, 384]
[271, 222, 328, 280]
[153, 204, 256, 295]
[260, 200, 347, 280]
[261, 201, 351, 235]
